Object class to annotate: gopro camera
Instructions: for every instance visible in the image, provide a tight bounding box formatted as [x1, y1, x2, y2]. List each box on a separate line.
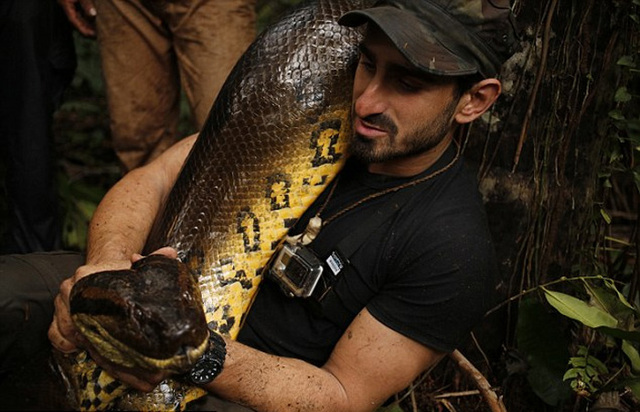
[269, 243, 324, 298]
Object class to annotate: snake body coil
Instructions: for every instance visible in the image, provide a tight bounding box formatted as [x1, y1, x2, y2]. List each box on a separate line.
[59, 0, 369, 410]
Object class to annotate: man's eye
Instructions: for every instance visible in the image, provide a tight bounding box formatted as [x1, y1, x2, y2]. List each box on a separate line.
[398, 79, 422, 92]
[360, 60, 376, 72]
[359, 59, 375, 72]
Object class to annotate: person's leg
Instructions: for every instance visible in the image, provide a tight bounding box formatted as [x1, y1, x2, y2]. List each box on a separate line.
[0, 251, 84, 377]
[0, 0, 76, 253]
[95, 0, 181, 171]
[169, 0, 257, 127]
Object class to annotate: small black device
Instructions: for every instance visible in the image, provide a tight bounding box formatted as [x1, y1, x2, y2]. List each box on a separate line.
[269, 243, 324, 298]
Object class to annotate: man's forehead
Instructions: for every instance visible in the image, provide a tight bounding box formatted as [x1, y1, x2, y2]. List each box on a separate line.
[360, 26, 410, 66]
[360, 27, 456, 84]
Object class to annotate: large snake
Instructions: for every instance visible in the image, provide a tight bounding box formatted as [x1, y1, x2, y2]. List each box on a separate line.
[54, 0, 370, 409]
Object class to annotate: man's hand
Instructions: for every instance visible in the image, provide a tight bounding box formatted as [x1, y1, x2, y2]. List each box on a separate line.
[48, 258, 133, 354]
[48, 247, 181, 390]
[85, 343, 170, 392]
[57, 0, 97, 37]
[47, 247, 177, 353]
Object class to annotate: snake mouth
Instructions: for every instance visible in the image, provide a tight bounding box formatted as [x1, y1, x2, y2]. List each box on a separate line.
[73, 313, 209, 373]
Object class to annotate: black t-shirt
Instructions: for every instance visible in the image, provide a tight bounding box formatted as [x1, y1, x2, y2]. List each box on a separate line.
[237, 145, 498, 366]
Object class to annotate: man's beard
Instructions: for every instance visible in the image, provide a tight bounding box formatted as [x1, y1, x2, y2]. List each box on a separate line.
[349, 98, 458, 164]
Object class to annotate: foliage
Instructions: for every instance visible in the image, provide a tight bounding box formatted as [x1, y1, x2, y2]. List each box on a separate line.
[542, 278, 640, 400]
[505, 1, 640, 410]
[516, 296, 572, 406]
[257, 0, 303, 32]
[53, 33, 118, 251]
[563, 346, 609, 397]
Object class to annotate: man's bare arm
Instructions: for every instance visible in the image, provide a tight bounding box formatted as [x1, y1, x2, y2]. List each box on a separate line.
[48, 134, 197, 353]
[207, 308, 444, 412]
[83, 135, 195, 268]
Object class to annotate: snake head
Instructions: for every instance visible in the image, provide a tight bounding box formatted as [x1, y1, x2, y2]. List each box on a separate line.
[69, 255, 209, 374]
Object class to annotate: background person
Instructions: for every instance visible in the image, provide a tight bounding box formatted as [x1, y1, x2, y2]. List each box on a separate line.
[57, 0, 257, 171]
[0, 0, 77, 253]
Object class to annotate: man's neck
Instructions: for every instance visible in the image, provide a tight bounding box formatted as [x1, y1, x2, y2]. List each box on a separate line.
[366, 135, 455, 177]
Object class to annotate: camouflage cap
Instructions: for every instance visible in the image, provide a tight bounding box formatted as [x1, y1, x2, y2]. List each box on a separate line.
[339, 0, 519, 78]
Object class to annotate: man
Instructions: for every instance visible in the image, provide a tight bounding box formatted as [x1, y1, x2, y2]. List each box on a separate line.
[56, 0, 256, 171]
[2, 0, 519, 410]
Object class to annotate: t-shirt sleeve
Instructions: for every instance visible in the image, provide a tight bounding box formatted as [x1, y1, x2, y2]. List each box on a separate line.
[366, 207, 498, 353]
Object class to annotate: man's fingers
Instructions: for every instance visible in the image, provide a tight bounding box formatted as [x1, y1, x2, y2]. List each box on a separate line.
[57, 0, 96, 37]
[131, 247, 179, 263]
[48, 314, 78, 354]
[48, 278, 83, 353]
[78, 0, 97, 17]
[87, 347, 166, 392]
[152, 246, 179, 259]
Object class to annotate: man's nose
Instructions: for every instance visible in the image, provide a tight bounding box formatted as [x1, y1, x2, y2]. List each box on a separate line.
[354, 79, 386, 118]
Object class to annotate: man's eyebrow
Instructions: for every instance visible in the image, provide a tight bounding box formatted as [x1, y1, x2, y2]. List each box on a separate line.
[359, 42, 430, 80]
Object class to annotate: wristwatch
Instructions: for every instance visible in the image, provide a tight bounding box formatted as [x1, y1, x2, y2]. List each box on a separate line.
[187, 330, 227, 385]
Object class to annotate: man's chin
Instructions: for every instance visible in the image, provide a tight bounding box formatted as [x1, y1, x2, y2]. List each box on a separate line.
[348, 137, 378, 164]
[349, 144, 389, 165]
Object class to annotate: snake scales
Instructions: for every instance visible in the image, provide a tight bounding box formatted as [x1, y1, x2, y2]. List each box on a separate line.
[54, 0, 370, 410]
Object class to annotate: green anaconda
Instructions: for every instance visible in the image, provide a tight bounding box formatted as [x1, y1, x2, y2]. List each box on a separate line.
[54, 0, 371, 410]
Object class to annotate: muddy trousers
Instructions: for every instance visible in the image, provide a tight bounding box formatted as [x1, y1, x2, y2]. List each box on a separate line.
[0, 0, 76, 253]
[0, 251, 252, 411]
[95, 0, 257, 171]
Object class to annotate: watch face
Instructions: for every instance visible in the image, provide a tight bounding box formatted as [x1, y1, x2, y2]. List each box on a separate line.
[188, 332, 227, 385]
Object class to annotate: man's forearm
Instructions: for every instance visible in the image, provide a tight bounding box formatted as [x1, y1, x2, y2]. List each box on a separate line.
[205, 339, 355, 412]
[199, 309, 439, 412]
[84, 168, 165, 265]
[84, 135, 196, 266]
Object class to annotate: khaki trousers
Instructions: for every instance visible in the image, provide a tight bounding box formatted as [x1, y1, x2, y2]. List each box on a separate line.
[95, 0, 256, 170]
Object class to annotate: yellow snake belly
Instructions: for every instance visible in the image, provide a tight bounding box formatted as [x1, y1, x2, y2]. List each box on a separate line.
[54, 0, 370, 410]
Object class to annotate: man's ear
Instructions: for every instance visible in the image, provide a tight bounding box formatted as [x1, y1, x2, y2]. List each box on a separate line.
[454, 79, 502, 124]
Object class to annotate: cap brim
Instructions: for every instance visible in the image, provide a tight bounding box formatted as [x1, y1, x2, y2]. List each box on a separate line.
[339, 7, 478, 77]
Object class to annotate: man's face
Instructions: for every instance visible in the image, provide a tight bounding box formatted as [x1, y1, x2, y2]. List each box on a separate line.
[350, 27, 462, 171]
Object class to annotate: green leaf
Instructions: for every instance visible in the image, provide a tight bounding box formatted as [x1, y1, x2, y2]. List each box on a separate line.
[608, 109, 626, 120]
[585, 280, 638, 322]
[543, 288, 618, 329]
[563, 369, 579, 380]
[516, 297, 571, 405]
[600, 209, 612, 224]
[626, 377, 640, 400]
[617, 55, 636, 67]
[622, 340, 640, 372]
[598, 327, 640, 343]
[615, 87, 632, 103]
[587, 356, 608, 375]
